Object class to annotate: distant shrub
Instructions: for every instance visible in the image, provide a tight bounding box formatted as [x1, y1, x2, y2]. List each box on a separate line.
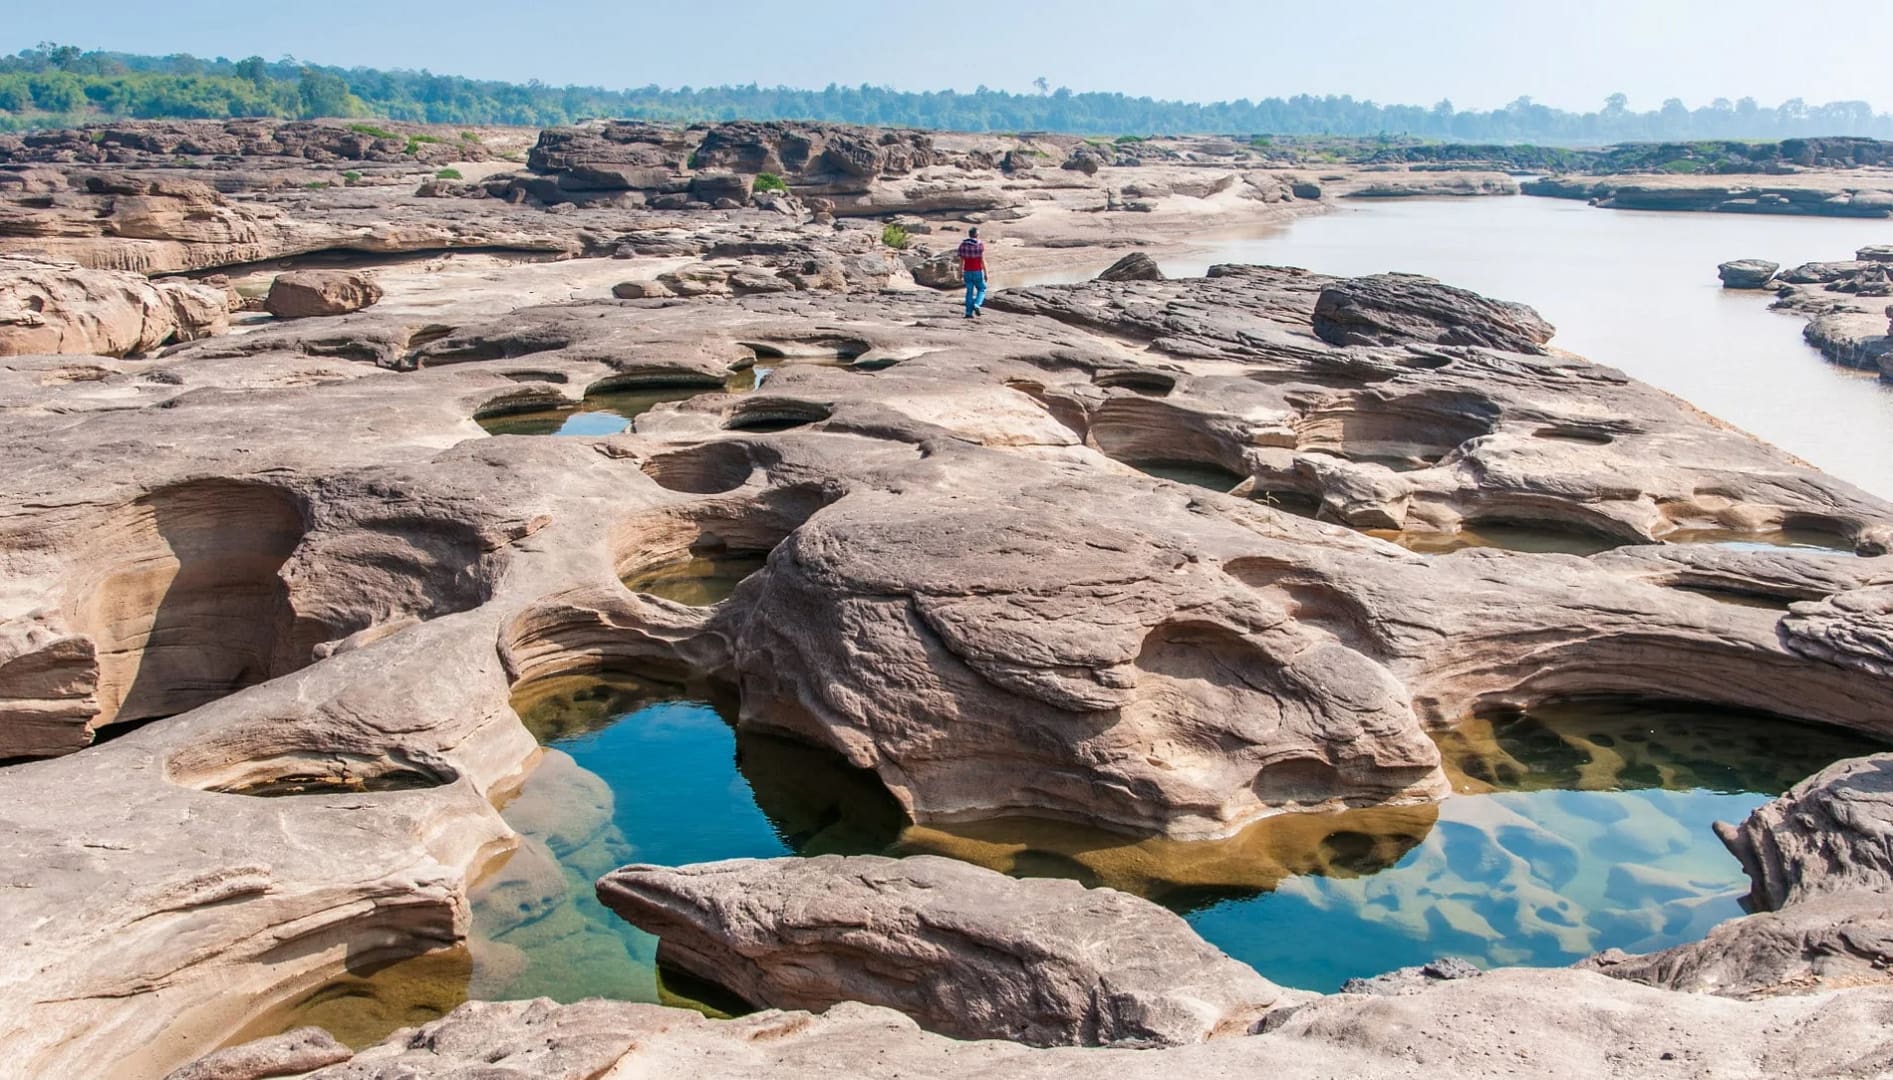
[341, 169, 362, 184]
[880, 223, 909, 249]
[1113, 134, 1147, 144]
[754, 171, 789, 193]
[459, 130, 478, 142]
[348, 122, 399, 140]
[1660, 158, 1704, 173]
[303, 180, 332, 190]
[434, 167, 462, 180]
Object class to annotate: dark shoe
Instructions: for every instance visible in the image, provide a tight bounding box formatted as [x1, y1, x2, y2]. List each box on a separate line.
[973, 308, 983, 317]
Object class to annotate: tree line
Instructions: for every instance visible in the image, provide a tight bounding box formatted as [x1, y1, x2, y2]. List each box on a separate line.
[4, 44, 1891, 143]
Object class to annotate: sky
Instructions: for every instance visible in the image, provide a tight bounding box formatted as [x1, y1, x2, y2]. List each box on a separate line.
[8, 0, 1888, 113]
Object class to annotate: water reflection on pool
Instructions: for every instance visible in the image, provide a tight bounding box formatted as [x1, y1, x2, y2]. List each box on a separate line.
[474, 677, 1884, 999]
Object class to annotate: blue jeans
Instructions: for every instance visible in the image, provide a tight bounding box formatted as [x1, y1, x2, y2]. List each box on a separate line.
[963, 270, 987, 316]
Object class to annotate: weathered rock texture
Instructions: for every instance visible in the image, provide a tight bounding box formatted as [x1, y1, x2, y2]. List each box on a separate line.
[1586, 754, 1893, 998]
[1718, 258, 1779, 289]
[0, 254, 227, 355]
[1312, 272, 1555, 352]
[265, 270, 384, 318]
[194, 976, 1893, 1079]
[1, 129, 1893, 1076]
[163, 1026, 352, 1080]
[596, 854, 1288, 1046]
[1737, 248, 1893, 378]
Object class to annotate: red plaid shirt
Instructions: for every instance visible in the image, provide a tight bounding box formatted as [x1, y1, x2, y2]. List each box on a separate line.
[957, 237, 986, 272]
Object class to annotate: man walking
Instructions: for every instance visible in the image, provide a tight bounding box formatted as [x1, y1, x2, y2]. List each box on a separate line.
[956, 227, 987, 319]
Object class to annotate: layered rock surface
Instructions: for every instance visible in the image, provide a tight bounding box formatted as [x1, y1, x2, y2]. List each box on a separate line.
[596, 854, 1289, 1046]
[191, 974, 1893, 1079]
[1, 131, 1893, 1076]
[0, 254, 227, 355]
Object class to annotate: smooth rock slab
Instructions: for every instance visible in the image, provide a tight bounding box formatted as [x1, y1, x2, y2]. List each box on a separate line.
[595, 854, 1290, 1047]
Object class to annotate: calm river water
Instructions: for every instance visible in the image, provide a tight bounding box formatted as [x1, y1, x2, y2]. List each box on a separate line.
[1161, 195, 1893, 498]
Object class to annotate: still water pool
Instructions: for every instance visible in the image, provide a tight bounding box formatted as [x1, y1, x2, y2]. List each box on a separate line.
[476, 675, 1883, 999]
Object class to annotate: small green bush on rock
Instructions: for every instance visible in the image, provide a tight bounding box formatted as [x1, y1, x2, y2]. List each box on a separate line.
[881, 223, 909, 249]
[754, 172, 789, 193]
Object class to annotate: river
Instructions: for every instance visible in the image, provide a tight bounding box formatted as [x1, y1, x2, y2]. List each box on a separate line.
[1089, 196, 1893, 499]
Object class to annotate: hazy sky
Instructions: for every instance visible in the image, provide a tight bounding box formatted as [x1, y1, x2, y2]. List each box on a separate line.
[9, 0, 1886, 112]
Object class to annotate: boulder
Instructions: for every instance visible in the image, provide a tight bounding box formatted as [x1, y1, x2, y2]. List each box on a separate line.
[1857, 245, 1893, 263]
[596, 854, 1289, 1047]
[1717, 259, 1779, 289]
[1310, 272, 1554, 353]
[1717, 754, 1893, 910]
[999, 149, 1039, 173]
[689, 172, 752, 206]
[655, 264, 731, 297]
[611, 280, 674, 300]
[911, 255, 961, 290]
[727, 267, 795, 296]
[776, 255, 849, 292]
[1062, 149, 1104, 176]
[0, 255, 228, 356]
[263, 270, 383, 319]
[1096, 252, 1164, 282]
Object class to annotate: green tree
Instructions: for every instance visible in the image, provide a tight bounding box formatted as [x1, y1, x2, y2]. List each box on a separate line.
[297, 67, 350, 118]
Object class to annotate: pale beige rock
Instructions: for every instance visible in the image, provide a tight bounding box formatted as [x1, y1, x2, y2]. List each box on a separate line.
[596, 854, 1289, 1046]
[0, 255, 227, 356]
[205, 975, 1893, 1080]
[265, 270, 384, 318]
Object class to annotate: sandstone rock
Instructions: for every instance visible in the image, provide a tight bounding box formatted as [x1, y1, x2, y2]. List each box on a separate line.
[596, 854, 1288, 1046]
[1311, 272, 1554, 353]
[1339, 957, 1482, 996]
[1717, 259, 1779, 289]
[0, 255, 228, 356]
[1857, 244, 1893, 263]
[1719, 754, 1893, 910]
[264, 270, 384, 319]
[162, 1026, 352, 1080]
[775, 255, 849, 292]
[1778, 260, 1865, 284]
[911, 255, 961, 290]
[1000, 149, 1039, 172]
[727, 267, 796, 296]
[201, 975, 1893, 1080]
[1585, 754, 1893, 997]
[1095, 252, 1164, 282]
[611, 279, 673, 299]
[656, 264, 732, 297]
[690, 172, 752, 206]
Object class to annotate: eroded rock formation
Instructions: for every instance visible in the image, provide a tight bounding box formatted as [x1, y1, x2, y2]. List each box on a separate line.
[0, 254, 227, 355]
[596, 854, 1290, 1046]
[2, 122, 1893, 1078]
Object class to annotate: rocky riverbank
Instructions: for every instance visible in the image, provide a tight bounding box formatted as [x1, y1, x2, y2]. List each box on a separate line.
[1524, 170, 1893, 218]
[2, 119, 1893, 1079]
[1716, 244, 1893, 375]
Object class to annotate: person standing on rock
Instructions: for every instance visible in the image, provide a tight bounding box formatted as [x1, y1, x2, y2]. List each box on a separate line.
[957, 228, 987, 319]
